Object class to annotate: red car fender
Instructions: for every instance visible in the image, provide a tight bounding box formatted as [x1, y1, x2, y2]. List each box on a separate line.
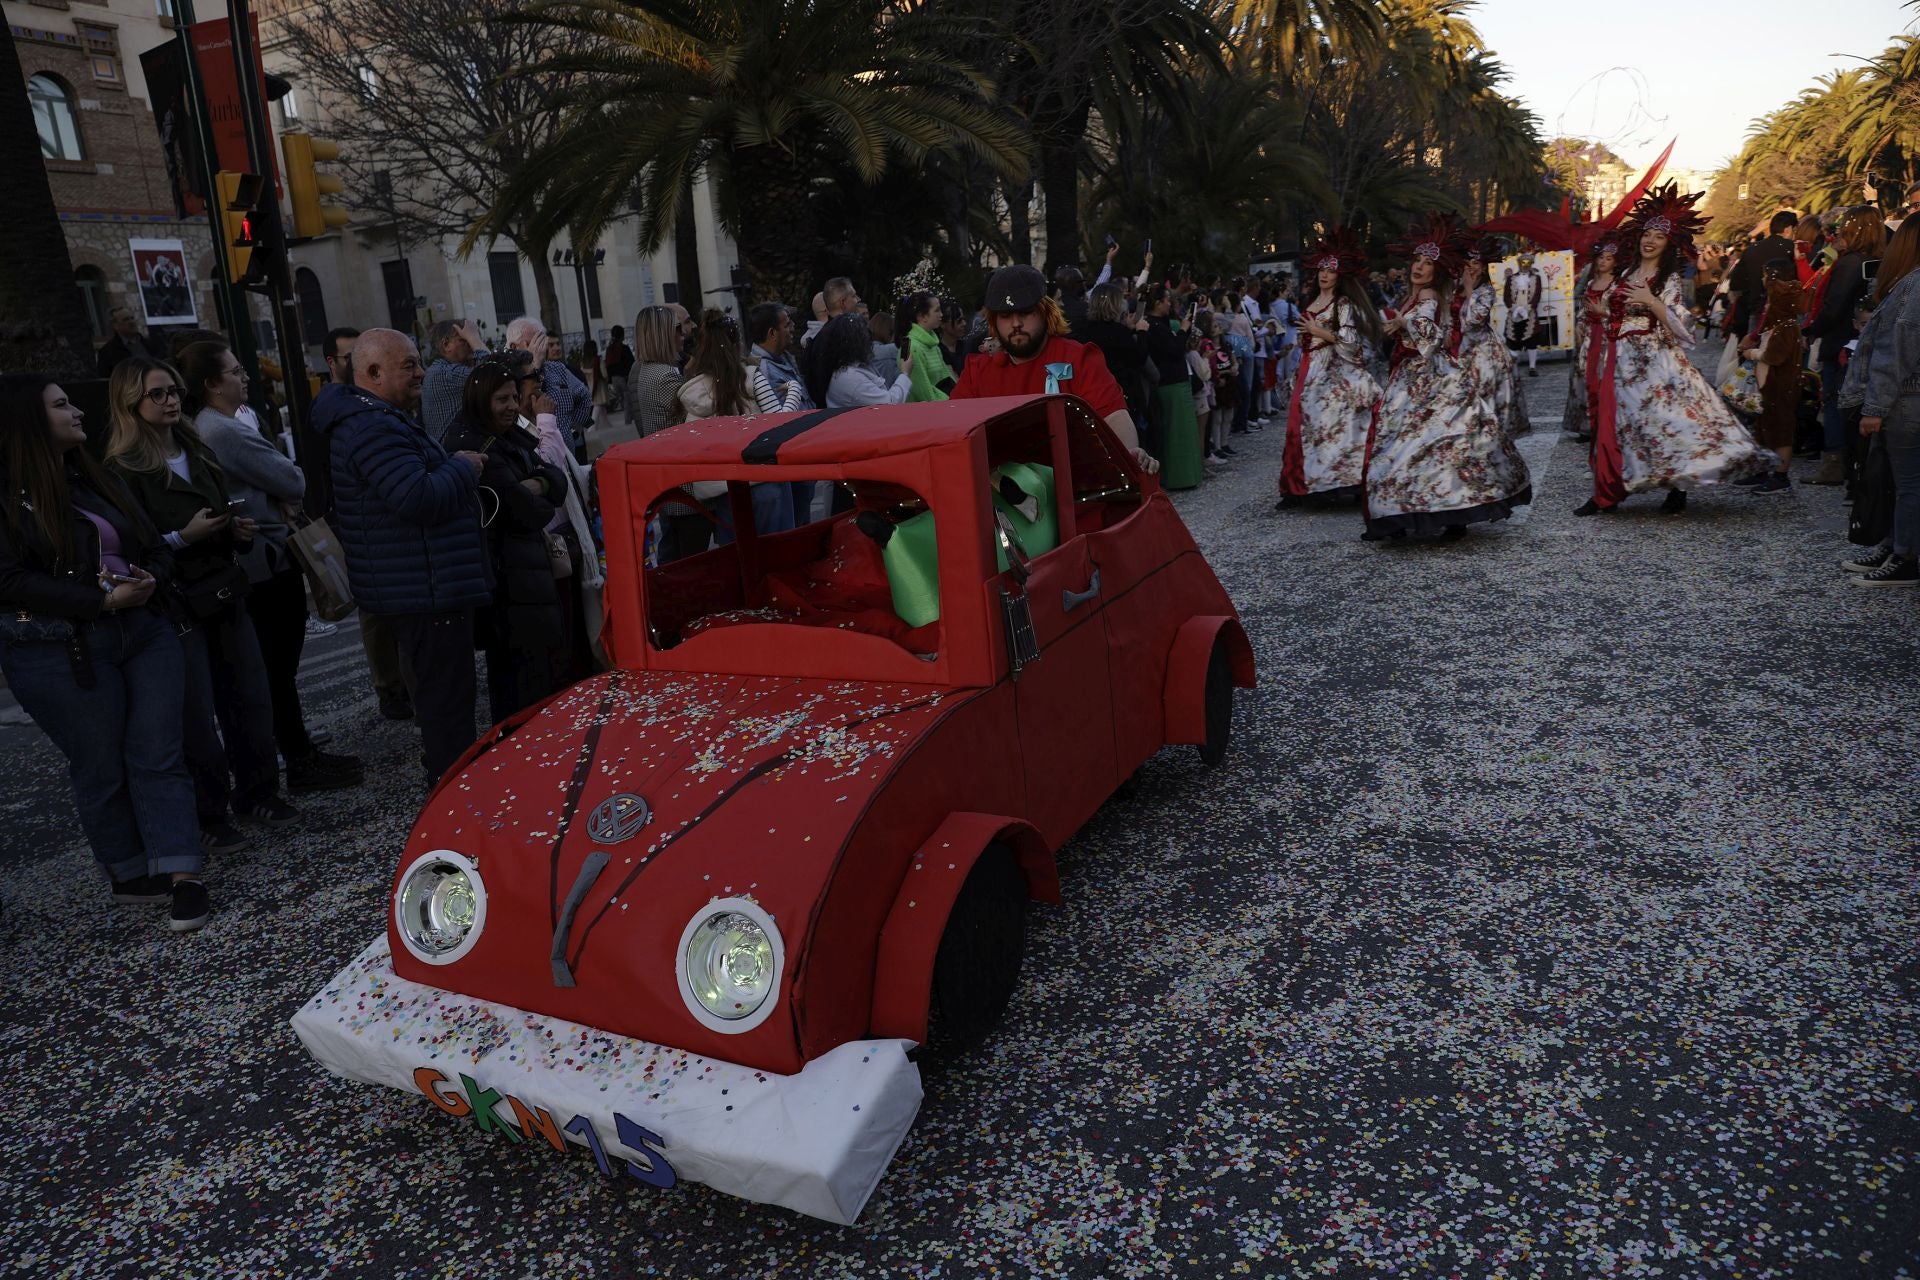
[867, 813, 1059, 1045]
[1162, 616, 1255, 744]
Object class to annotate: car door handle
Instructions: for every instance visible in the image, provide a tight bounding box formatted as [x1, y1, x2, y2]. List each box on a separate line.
[1062, 568, 1101, 612]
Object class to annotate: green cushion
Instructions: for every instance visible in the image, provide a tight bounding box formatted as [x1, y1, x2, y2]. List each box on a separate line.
[879, 463, 1057, 627]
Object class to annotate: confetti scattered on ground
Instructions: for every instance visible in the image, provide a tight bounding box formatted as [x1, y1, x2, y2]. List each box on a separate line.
[0, 352, 1915, 1277]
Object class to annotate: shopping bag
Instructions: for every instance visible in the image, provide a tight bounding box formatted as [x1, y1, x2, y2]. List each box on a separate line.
[1718, 358, 1763, 416]
[288, 516, 357, 621]
[1849, 433, 1894, 548]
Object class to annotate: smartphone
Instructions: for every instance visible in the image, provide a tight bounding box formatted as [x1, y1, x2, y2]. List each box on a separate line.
[1861, 258, 1880, 284]
[1104, 233, 1118, 249]
[106, 572, 144, 584]
[1146, 239, 1153, 255]
[227, 498, 248, 511]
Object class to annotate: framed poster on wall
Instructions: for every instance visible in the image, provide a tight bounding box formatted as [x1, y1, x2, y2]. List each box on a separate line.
[128, 239, 197, 326]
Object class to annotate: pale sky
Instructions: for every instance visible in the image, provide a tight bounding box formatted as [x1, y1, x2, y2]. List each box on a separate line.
[1470, 0, 1919, 176]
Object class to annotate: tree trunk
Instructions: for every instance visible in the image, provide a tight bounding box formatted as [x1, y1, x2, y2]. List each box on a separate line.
[1040, 120, 1088, 275]
[528, 246, 560, 336]
[1005, 176, 1034, 265]
[0, 29, 96, 376]
[730, 145, 818, 309]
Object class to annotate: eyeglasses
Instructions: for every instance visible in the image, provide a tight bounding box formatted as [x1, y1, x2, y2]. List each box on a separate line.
[142, 386, 183, 404]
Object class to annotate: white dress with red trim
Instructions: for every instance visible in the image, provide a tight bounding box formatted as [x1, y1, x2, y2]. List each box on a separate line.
[1363, 295, 1532, 536]
[1278, 296, 1378, 500]
[1590, 273, 1771, 505]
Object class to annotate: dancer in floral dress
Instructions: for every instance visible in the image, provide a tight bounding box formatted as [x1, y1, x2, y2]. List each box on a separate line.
[1277, 228, 1381, 508]
[1563, 234, 1619, 445]
[1577, 184, 1772, 516]
[1458, 238, 1529, 443]
[1363, 214, 1533, 540]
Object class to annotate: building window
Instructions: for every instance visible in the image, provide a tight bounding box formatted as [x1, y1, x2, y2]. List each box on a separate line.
[77, 23, 122, 85]
[356, 64, 378, 98]
[488, 251, 526, 324]
[30, 75, 84, 161]
[280, 83, 302, 124]
[155, 0, 175, 17]
[294, 267, 328, 343]
[75, 267, 110, 342]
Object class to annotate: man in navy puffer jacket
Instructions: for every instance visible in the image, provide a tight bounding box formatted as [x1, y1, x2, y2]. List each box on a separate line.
[317, 328, 492, 784]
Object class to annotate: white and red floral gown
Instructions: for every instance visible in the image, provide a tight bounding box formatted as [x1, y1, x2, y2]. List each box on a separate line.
[1363, 294, 1532, 536]
[1279, 296, 1379, 500]
[1562, 267, 1596, 439]
[1458, 283, 1529, 442]
[1590, 272, 1771, 505]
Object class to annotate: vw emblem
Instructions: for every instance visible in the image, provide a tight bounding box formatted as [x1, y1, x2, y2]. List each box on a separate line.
[587, 793, 650, 844]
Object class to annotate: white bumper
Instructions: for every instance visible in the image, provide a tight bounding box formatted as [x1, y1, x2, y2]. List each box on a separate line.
[290, 937, 922, 1225]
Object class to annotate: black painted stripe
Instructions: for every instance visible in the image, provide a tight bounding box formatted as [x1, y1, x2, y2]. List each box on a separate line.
[741, 407, 856, 464]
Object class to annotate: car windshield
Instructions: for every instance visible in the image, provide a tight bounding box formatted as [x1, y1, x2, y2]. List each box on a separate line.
[644, 477, 945, 658]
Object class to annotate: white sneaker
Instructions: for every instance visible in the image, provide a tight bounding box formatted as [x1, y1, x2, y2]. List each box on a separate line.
[305, 616, 338, 637]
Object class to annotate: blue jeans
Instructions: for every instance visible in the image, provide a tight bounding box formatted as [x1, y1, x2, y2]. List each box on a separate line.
[1233, 361, 1256, 432]
[1882, 402, 1920, 557]
[179, 602, 281, 822]
[0, 609, 201, 879]
[713, 483, 795, 545]
[1820, 350, 1846, 453]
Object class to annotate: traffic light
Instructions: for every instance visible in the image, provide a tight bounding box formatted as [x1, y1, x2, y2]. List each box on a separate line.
[283, 132, 350, 238]
[215, 170, 266, 286]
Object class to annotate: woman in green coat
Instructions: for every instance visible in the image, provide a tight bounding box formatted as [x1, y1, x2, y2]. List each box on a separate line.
[899, 292, 955, 402]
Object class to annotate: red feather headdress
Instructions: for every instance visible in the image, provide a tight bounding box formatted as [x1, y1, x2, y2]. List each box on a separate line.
[1302, 226, 1368, 276]
[1478, 138, 1676, 267]
[1619, 181, 1710, 259]
[1387, 213, 1468, 274]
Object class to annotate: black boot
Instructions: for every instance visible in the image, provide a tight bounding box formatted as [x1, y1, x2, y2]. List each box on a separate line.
[1574, 499, 1613, 516]
[1660, 489, 1687, 514]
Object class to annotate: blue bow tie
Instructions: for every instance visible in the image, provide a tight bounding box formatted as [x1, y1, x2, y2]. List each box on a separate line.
[1044, 362, 1073, 394]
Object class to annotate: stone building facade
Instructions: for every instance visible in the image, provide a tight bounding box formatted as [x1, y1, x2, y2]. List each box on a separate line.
[8, 0, 227, 350]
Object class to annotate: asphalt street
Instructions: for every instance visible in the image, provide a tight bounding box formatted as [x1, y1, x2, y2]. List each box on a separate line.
[2, 347, 1916, 1278]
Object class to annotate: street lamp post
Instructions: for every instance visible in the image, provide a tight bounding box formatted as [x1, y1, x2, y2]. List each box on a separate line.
[552, 246, 602, 346]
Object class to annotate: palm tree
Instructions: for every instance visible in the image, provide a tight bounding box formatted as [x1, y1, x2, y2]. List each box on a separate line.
[1, 28, 95, 376]
[1087, 74, 1330, 272]
[476, 0, 1030, 307]
[1214, 0, 1387, 82]
[1839, 35, 1919, 188]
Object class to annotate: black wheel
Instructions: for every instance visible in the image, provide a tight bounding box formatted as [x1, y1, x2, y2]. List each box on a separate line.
[1197, 640, 1234, 768]
[928, 843, 1026, 1052]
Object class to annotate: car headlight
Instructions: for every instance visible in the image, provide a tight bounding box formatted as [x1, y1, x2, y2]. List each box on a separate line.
[393, 850, 487, 965]
[675, 898, 784, 1033]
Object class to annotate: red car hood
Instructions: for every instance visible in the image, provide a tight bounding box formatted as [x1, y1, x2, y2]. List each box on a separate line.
[387, 668, 971, 1065]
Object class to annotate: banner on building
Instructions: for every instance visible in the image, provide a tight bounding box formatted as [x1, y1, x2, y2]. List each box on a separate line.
[129, 239, 197, 326]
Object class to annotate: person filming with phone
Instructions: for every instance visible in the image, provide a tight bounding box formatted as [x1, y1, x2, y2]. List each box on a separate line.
[0, 372, 213, 931]
[107, 352, 298, 857]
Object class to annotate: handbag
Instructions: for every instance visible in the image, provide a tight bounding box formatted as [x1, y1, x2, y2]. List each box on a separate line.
[1849, 432, 1894, 547]
[1719, 358, 1763, 416]
[288, 515, 356, 621]
[545, 530, 574, 580]
[0, 609, 76, 642]
[172, 558, 251, 619]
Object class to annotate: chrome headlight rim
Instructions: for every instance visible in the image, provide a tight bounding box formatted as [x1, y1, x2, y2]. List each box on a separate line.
[392, 849, 488, 966]
[675, 897, 785, 1034]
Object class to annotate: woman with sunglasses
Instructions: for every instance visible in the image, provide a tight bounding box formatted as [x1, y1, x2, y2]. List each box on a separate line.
[106, 354, 296, 854]
[0, 373, 208, 931]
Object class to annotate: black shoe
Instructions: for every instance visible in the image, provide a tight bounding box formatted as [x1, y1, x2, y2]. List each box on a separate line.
[238, 798, 299, 827]
[1842, 544, 1893, 574]
[308, 725, 334, 746]
[1528, 367, 1539, 377]
[110, 873, 172, 905]
[1851, 555, 1919, 586]
[1660, 489, 1688, 514]
[1731, 472, 1768, 488]
[1441, 525, 1468, 539]
[1219, 445, 1240, 457]
[287, 752, 364, 793]
[1573, 500, 1614, 516]
[1753, 472, 1791, 495]
[169, 879, 209, 933]
[199, 821, 250, 855]
[377, 688, 414, 721]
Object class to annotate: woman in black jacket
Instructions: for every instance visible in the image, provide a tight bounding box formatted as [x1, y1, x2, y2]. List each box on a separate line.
[1078, 283, 1156, 456]
[1805, 208, 1888, 485]
[0, 373, 208, 931]
[443, 358, 568, 724]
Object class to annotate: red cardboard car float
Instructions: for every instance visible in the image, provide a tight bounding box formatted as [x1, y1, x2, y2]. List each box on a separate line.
[293, 393, 1253, 1223]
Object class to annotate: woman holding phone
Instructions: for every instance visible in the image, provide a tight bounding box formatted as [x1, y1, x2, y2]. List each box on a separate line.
[0, 373, 209, 931]
[180, 340, 361, 793]
[106, 356, 295, 853]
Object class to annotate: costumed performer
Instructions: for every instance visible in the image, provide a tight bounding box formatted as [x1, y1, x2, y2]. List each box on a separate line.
[1363, 214, 1533, 541]
[1577, 184, 1773, 516]
[1277, 228, 1381, 508]
[1504, 252, 1546, 377]
[1458, 237, 1529, 444]
[1731, 264, 1804, 495]
[1564, 234, 1621, 444]
[951, 264, 1160, 477]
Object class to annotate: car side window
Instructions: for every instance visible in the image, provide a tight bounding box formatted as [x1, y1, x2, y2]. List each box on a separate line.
[1061, 401, 1144, 534]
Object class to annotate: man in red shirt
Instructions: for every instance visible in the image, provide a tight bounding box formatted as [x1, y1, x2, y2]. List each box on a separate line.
[952, 265, 1161, 474]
